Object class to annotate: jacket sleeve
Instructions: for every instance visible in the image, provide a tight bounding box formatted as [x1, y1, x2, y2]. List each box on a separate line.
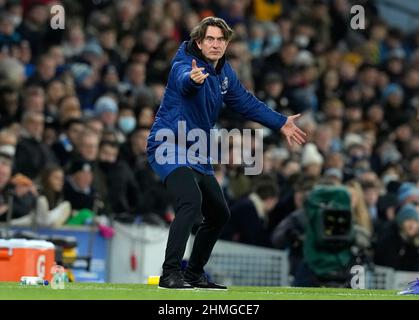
[271, 213, 301, 250]
[172, 61, 203, 96]
[12, 192, 36, 219]
[223, 65, 287, 130]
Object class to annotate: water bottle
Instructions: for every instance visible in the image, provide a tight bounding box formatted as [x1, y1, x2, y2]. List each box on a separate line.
[20, 276, 48, 286]
[50, 265, 66, 289]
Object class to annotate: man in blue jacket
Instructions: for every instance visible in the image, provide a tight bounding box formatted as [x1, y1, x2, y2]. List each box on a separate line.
[147, 17, 306, 289]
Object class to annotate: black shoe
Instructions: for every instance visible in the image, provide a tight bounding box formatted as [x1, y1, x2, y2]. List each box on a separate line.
[158, 272, 195, 290]
[184, 272, 228, 290]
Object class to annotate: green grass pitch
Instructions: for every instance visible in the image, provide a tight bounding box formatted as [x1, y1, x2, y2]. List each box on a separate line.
[0, 282, 418, 300]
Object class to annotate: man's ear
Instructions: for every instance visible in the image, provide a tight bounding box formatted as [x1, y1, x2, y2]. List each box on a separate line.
[196, 40, 202, 50]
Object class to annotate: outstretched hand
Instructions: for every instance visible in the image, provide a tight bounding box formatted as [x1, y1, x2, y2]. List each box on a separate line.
[190, 59, 209, 84]
[280, 114, 307, 146]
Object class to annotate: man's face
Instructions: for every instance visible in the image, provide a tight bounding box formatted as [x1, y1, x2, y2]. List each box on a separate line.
[409, 157, 419, 178]
[402, 219, 419, 239]
[264, 196, 279, 213]
[73, 170, 93, 190]
[99, 145, 118, 163]
[38, 58, 56, 81]
[29, 4, 48, 25]
[59, 97, 81, 123]
[2, 91, 18, 113]
[47, 81, 65, 103]
[138, 107, 154, 127]
[364, 187, 379, 206]
[99, 30, 117, 49]
[24, 87, 45, 113]
[67, 123, 85, 143]
[280, 44, 298, 65]
[100, 111, 117, 126]
[128, 63, 146, 86]
[25, 114, 44, 140]
[0, 19, 14, 36]
[132, 129, 150, 154]
[79, 136, 99, 161]
[304, 163, 322, 178]
[196, 26, 228, 63]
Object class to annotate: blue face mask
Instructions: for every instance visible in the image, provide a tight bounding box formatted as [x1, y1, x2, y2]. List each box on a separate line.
[118, 116, 136, 134]
[268, 35, 282, 48]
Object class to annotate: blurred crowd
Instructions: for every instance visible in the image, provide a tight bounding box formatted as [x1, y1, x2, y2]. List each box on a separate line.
[0, 0, 418, 277]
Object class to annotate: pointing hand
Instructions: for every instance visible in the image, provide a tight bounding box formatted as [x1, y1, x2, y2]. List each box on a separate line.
[190, 59, 209, 84]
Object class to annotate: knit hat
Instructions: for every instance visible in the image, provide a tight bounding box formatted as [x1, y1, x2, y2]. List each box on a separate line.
[82, 42, 104, 57]
[396, 203, 419, 226]
[382, 83, 403, 101]
[271, 147, 289, 161]
[387, 48, 406, 60]
[0, 144, 15, 159]
[68, 160, 93, 175]
[94, 96, 118, 115]
[324, 168, 343, 181]
[294, 50, 315, 68]
[301, 143, 323, 167]
[398, 182, 419, 204]
[70, 63, 93, 86]
[263, 72, 282, 85]
[343, 133, 363, 151]
[380, 147, 401, 167]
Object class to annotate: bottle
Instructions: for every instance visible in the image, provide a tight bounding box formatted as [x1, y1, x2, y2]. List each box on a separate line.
[50, 265, 66, 289]
[20, 276, 46, 286]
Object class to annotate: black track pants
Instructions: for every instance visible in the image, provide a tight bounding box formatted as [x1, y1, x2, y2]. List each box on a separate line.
[162, 166, 230, 276]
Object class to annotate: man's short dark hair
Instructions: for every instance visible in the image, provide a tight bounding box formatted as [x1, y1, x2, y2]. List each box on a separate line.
[131, 125, 151, 135]
[99, 140, 119, 150]
[63, 118, 84, 131]
[253, 176, 279, 200]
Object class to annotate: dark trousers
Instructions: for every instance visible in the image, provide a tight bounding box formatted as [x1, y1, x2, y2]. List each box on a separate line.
[162, 166, 230, 276]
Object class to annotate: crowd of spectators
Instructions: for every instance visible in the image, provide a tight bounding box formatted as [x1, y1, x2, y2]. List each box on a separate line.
[0, 0, 418, 277]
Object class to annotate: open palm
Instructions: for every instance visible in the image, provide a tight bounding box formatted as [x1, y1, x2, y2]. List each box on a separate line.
[280, 114, 307, 146]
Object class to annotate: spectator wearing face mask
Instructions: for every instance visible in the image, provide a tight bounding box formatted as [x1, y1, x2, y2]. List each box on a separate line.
[116, 105, 136, 139]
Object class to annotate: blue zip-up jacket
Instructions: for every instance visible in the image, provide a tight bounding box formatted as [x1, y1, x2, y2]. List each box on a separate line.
[147, 41, 287, 182]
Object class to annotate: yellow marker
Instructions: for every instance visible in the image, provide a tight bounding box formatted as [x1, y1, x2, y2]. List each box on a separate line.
[147, 276, 160, 285]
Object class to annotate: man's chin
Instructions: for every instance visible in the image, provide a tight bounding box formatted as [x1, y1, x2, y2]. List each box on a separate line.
[206, 54, 222, 62]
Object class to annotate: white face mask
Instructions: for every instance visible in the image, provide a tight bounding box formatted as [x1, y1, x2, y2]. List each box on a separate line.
[294, 34, 309, 49]
[118, 116, 136, 134]
[382, 174, 399, 186]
